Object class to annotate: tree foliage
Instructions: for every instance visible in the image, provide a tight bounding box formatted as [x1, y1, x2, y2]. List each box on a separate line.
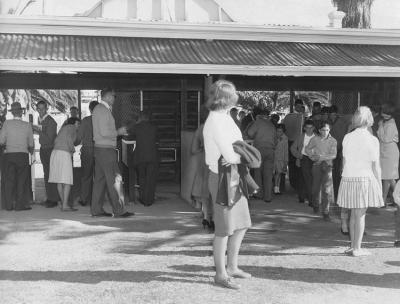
[332, 0, 374, 29]
[0, 89, 77, 118]
[238, 91, 329, 114]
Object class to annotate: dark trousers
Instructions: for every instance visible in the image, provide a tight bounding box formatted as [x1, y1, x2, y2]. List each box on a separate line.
[288, 140, 297, 190]
[2, 153, 30, 210]
[312, 162, 334, 215]
[40, 147, 59, 202]
[91, 147, 126, 216]
[136, 162, 158, 205]
[332, 152, 343, 201]
[254, 147, 274, 201]
[300, 155, 314, 203]
[80, 146, 94, 205]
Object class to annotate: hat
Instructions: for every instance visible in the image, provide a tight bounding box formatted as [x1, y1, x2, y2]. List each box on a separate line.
[10, 102, 23, 114]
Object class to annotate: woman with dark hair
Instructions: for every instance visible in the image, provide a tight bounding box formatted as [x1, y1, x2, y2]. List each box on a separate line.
[337, 107, 383, 256]
[203, 80, 252, 289]
[377, 103, 399, 206]
[49, 117, 80, 211]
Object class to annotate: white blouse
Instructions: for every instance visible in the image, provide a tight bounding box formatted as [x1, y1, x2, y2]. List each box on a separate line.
[342, 128, 380, 178]
[203, 110, 242, 173]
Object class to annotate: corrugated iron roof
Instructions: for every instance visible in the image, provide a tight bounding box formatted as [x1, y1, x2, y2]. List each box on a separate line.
[1, 33, 400, 68]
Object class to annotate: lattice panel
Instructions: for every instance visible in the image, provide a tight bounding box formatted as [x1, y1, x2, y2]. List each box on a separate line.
[113, 91, 141, 128]
[331, 91, 358, 114]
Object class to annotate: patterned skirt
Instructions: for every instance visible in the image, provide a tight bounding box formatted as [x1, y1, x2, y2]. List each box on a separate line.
[337, 176, 384, 209]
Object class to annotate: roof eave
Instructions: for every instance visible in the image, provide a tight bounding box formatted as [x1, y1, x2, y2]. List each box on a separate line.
[1, 15, 400, 45]
[1, 60, 400, 77]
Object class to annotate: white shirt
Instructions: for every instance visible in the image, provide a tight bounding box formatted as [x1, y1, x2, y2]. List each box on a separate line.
[301, 133, 314, 156]
[342, 128, 380, 178]
[38, 113, 49, 124]
[203, 110, 242, 173]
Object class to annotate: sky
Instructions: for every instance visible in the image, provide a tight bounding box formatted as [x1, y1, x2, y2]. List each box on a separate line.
[1, 0, 399, 29]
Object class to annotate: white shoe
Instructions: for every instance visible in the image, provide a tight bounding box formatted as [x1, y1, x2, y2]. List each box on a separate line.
[352, 249, 371, 257]
[274, 187, 280, 194]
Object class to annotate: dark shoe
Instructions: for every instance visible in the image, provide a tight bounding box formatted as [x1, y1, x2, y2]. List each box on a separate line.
[202, 219, 210, 229]
[341, 228, 350, 236]
[78, 200, 87, 207]
[45, 200, 58, 208]
[15, 206, 32, 211]
[91, 212, 112, 217]
[113, 211, 135, 218]
[264, 200, 272, 203]
[209, 220, 215, 231]
[313, 206, 319, 214]
[61, 207, 78, 212]
[214, 276, 240, 290]
[394, 240, 400, 247]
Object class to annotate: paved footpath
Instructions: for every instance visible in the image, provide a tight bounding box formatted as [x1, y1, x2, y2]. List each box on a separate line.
[0, 187, 400, 304]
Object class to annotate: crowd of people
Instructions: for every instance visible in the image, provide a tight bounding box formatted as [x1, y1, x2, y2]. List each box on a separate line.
[188, 80, 400, 289]
[0, 89, 158, 217]
[1, 82, 400, 290]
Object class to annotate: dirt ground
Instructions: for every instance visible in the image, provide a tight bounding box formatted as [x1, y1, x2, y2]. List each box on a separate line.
[1, 185, 400, 304]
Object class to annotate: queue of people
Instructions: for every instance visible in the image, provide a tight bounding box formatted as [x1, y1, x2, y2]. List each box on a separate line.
[0, 89, 159, 217]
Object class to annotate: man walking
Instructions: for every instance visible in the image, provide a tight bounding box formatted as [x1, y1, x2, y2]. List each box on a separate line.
[129, 111, 158, 206]
[283, 99, 305, 191]
[247, 109, 277, 203]
[0, 102, 34, 211]
[91, 89, 133, 217]
[305, 122, 337, 220]
[76, 100, 98, 206]
[33, 101, 59, 208]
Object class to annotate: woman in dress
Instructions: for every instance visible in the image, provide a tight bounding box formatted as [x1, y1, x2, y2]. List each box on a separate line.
[337, 106, 384, 257]
[203, 80, 252, 290]
[191, 112, 213, 230]
[377, 103, 399, 206]
[49, 117, 80, 211]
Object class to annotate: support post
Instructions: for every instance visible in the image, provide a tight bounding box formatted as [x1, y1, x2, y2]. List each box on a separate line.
[77, 89, 82, 119]
[289, 89, 295, 113]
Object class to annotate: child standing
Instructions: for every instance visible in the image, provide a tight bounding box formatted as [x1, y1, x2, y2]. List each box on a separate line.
[274, 124, 288, 194]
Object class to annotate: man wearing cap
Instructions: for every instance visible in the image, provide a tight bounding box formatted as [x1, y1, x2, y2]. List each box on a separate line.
[32, 100, 59, 208]
[0, 102, 34, 211]
[91, 89, 133, 217]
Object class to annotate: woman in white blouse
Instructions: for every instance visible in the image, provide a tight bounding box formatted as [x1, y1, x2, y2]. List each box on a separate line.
[337, 106, 384, 257]
[203, 80, 252, 290]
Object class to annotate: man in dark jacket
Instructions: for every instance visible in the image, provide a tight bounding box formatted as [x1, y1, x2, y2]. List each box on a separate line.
[129, 111, 158, 206]
[33, 101, 59, 208]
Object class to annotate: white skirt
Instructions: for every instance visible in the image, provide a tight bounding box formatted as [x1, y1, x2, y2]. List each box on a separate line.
[49, 150, 73, 185]
[337, 176, 384, 209]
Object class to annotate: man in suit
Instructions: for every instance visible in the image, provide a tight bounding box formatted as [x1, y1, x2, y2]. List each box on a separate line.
[91, 89, 133, 217]
[0, 102, 34, 211]
[290, 119, 316, 206]
[76, 100, 98, 206]
[33, 100, 59, 208]
[129, 111, 158, 206]
[283, 99, 305, 191]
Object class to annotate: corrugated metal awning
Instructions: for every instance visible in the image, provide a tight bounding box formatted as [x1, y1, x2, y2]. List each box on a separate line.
[1, 33, 400, 76]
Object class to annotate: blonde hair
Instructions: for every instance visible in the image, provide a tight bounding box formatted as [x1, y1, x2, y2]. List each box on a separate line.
[352, 106, 374, 129]
[206, 80, 238, 111]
